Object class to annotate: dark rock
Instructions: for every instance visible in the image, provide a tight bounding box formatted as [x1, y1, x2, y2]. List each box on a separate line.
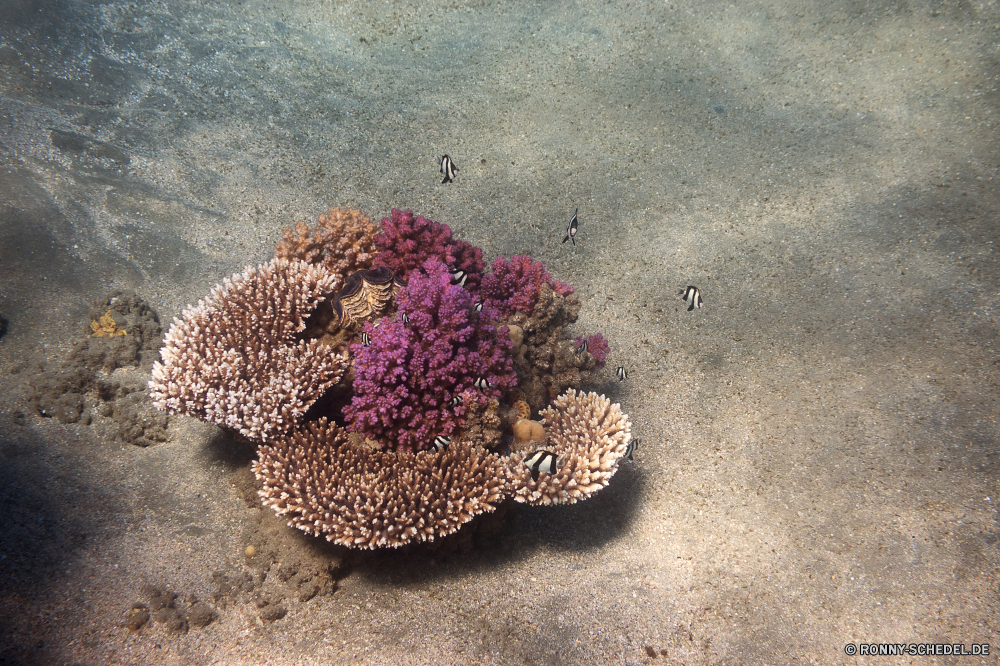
[259, 605, 287, 622]
[187, 602, 216, 628]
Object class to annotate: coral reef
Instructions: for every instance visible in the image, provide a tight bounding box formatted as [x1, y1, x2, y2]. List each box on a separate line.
[501, 284, 603, 411]
[253, 420, 510, 549]
[343, 258, 517, 452]
[274, 207, 378, 284]
[152, 207, 633, 549]
[372, 209, 484, 291]
[149, 258, 348, 442]
[511, 389, 632, 506]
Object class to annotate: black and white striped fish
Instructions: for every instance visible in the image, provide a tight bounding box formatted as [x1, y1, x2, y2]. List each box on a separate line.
[623, 438, 639, 462]
[450, 395, 463, 406]
[680, 285, 703, 311]
[450, 269, 469, 287]
[577, 339, 588, 354]
[439, 155, 458, 184]
[361, 332, 372, 347]
[615, 366, 628, 381]
[473, 377, 491, 390]
[523, 449, 559, 481]
[562, 207, 579, 245]
[473, 301, 483, 312]
[433, 435, 451, 451]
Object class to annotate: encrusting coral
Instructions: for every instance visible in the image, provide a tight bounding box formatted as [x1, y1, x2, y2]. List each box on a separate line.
[149, 258, 348, 442]
[151, 208, 632, 549]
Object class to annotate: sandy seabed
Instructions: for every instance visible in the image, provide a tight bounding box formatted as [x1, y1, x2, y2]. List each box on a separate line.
[1, 0, 998, 664]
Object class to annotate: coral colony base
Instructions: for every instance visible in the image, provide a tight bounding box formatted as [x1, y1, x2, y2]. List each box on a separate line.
[149, 208, 634, 548]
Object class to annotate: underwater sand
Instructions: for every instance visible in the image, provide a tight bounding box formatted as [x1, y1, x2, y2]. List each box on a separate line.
[1, 0, 998, 663]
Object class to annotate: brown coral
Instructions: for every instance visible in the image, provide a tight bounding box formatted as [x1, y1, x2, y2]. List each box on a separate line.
[149, 258, 348, 442]
[253, 420, 511, 549]
[512, 419, 545, 445]
[502, 284, 600, 412]
[510, 389, 632, 506]
[275, 207, 378, 284]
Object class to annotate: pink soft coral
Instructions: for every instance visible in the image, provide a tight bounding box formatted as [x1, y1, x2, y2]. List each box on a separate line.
[372, 209, 484, 291]
[575, 333, 610, 368]
[343, 258, 516, 451]
[479, 255, 575, 319]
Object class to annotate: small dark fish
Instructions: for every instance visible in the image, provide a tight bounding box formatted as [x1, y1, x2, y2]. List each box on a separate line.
[623, 438, 639, 461]
[680, 285, 703, 311]
[433, 435, 451, 451]
[523, 449, 559, 481]
[616, 366, 628, 381]
[401, 313, 410, 324]
[439, 155, 459, 184]
[361, 332, 372, 347]
[450, 269, 468, 287]
[562, 207, 579, 245]
[473, 377, 491, 390]
[450, 395, 463, 406]
[577, 339, 588, 354]
[473, 301, 483, 312]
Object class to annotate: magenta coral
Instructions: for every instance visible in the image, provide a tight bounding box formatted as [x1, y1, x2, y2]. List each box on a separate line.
[575, 333, 610, 368]
[479, 255, 575, 319]
[344, 258, 517, 451]
[373, 209, 484, 292]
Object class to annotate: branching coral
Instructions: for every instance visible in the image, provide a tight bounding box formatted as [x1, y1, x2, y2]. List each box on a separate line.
[149, 258, 348, 442]
[253, 420, 510, 549]
[275, 207, 378, 284]
[343, 258, 517, 452]
[479, 255, 574, 319]
[575, 333, 610, 369]
[373, 209, 484, 292]
[510, 389, 631, 506]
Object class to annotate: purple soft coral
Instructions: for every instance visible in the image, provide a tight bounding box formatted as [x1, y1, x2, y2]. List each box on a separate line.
[372, 209, 485, 292]
[479, 255, 575, 319]
[575, 333, 610, 368]
[344, 258, 517, 451]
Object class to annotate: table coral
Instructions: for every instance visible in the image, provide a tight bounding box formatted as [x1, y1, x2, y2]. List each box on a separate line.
[510, 389, 632, 506]
[343, 258, 517, 452]
[253, 419, 511, 549]
[149, 258, 348, 442]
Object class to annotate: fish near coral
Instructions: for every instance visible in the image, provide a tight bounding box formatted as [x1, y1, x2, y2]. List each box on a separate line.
[373, 209, 484, 290]
[343, 258, 517, 451]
